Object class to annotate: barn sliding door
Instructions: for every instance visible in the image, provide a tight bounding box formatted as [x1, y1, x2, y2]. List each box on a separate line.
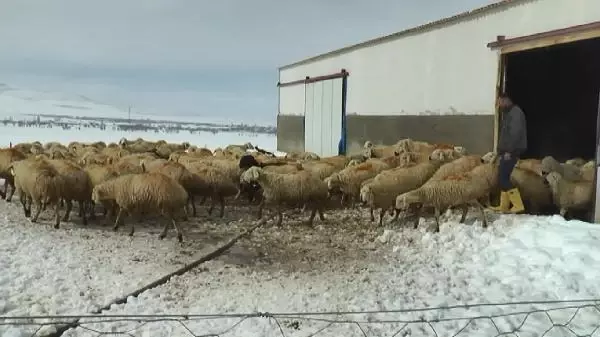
[304, 74, 346, 157]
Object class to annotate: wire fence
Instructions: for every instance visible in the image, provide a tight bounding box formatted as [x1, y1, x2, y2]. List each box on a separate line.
[3, 299, 600, 337]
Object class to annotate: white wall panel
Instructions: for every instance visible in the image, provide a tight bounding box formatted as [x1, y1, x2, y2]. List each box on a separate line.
[279, 0, 600, 117]
[278, 84, 305, 116]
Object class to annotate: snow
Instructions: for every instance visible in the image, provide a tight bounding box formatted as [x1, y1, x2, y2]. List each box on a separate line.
[2, 213, 586, 337]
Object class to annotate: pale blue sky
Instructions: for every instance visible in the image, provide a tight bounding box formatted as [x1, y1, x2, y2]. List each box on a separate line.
[0, 0, 491, 125]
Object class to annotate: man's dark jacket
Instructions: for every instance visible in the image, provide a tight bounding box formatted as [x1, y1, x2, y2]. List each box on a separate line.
[497, 104, 527, 156]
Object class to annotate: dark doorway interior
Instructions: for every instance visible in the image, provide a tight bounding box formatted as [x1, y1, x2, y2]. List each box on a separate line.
[504, 37, 600, 162]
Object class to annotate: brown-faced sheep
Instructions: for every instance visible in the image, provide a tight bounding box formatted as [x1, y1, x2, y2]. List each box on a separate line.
[47, 159, 93, 225]
[92, 172, 189, 241]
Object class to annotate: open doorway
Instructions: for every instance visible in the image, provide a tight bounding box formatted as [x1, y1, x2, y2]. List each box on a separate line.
[503, 37, 600, 162]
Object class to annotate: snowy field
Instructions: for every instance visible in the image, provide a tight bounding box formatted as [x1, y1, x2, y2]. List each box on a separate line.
[0, 125, 277, 151]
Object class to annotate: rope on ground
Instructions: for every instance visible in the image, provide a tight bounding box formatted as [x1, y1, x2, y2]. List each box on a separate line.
[37, 218, 268, 337]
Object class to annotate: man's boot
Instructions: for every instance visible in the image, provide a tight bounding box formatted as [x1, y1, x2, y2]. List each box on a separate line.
[507, 188, 525, 213]
[488, 191, 510, 212]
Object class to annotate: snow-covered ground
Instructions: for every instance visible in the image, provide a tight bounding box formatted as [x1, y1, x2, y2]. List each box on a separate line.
[3, 202, 600, 337]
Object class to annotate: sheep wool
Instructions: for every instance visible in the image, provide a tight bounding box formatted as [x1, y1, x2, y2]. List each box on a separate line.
[92, 172, 189, 242]
[544, 171, 593, 218]
[241, 166, 328, 227]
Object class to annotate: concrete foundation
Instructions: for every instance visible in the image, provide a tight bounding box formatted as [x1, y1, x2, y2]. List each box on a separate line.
[277, 114, 495, 155]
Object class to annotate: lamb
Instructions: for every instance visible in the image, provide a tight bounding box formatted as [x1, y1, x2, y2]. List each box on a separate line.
[241, 166, 328, 227]
[395, 157, 499, 232]
[10, 158, 64, 228]
[363, 141, 399, 158]
[92, 172, 189, 241]
[0, 147, 28, 201]
[360, 160, 443, 226]
[544, 171, 594, 219]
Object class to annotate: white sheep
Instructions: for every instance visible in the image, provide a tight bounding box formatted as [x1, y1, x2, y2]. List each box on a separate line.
[395, 157, 499, 232]
[359, 160, 443, 226]
[544, 171, 594, 219]
[241, 166, 328, 227]
[92, 172, 189, 241]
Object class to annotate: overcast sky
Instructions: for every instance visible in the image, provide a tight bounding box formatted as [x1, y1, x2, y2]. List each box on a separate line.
[0, 0, 491, 125]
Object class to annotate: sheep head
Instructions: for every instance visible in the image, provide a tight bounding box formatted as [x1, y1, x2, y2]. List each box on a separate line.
[359, 184, 373, 206]
[181, 142, 191, 150]
[362, 147, 375, 159]
[92, 183, 112, 203]
[395, 190, 422, 211]
[540, 156, 560, 176]
[429, 149, 448, 162]
[544, 171, 562, 189]
[481, 152, 497, 164]
[241, 166, 262, 184]
[363, 140, 373, 149]
[118, 137, 128, 147]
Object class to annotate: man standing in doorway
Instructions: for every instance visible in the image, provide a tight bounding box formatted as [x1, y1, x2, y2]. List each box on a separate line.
[489, 93, 527, 213]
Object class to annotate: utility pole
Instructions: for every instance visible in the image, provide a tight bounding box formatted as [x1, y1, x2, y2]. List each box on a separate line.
[128, 105, 131, 124]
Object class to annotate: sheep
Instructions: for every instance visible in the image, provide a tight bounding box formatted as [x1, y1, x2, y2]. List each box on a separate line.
[10, 158, 64, 228]
[141, 160, 208, 217]
[426, 155, 483, 182]
[0, 147, 28, 201]
[565, 157, 587, 167]
[47, 159, 93, 225]
[359, 160, 443, 226]
[544, 171, 594, 219]
[363, 141, 399, 158]
[241, 166, 328, 227]
[184, 162, 239, 217]
[515, 158, 542, 176]
[541, 156, 590, 181]
[325, 156, 396, 207]
[92, 172, 189, 241]
[510, 167, 554, 215]
[285, 151, 320, 161]
[395, 156, 499, 232]
[83, 164, 119, 221]
[582, 160, 596, 170]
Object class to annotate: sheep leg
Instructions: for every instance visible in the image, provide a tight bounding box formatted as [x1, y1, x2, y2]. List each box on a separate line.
[305, 206, 318, 227]
[113, 208, 125, 232]
[560, 208, 568, 218]
[54, 202, 61, 229]
[6, 178, 15, 202]
[89, 201, 97, 220]
[412, 207, 422, 229]
[0, 180, 6, 200]
[378, 208, 386, 227]
[275, 205, 284, 227]
[20, 193, 30, 218]
[207, 196, 215, 215]
[256, 200, 264, 220]
[218, 195, 225, 218]
[199, 196, 207, 205]
[62, 200, 73, 222]
[459, 204, 469, 224]
[78, 200, 88, 225]
[31, 200, 44, 223]
[189, 195, 196, 217]
[475, 201, 488, 228]
[392, 208, 401, 222]
[129, 216, 136, 237]
[432, 207, 441, 233]
[369, 208, 375, 222]
[318, 207, 325, 221]
[340, 193, 346, 206]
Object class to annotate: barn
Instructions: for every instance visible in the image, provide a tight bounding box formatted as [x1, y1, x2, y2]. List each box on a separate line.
[276, 0, 600, 164]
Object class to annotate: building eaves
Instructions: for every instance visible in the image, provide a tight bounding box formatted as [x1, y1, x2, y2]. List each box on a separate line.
[279, 0, 532, 70]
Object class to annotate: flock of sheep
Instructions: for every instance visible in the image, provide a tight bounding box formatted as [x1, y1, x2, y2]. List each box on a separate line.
[0, 137, 595, 242]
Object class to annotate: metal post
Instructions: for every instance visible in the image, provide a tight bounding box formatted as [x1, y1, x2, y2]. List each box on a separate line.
[593, 90, 600, 223]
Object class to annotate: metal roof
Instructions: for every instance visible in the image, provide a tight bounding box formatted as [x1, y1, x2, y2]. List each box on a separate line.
[279, 0, 532, 70]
